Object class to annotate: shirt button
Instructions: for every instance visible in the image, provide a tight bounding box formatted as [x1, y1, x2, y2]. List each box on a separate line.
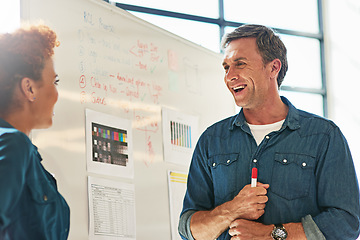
[265, 136, 270, 139]
[253, 159, 257, 163]
[213, 163, 216, 167]
[302, 162, 307, 167]
[283, 159, 288, 163]
[227, 160, 231, 164]
[43, 195, 48, 201]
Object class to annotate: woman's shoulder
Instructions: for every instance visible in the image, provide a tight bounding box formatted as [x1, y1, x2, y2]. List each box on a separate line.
[0, 127, 33, 167]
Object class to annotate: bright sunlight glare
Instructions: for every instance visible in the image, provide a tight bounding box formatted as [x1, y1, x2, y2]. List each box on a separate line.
[0, 0, 20, 33]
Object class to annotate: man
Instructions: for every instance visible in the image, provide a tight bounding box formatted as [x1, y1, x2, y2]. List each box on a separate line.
[178, 24, 360, 240]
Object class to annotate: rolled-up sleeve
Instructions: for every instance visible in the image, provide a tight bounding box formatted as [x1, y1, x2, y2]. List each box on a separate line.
[178, 131, 215, 240]
[178, 210, 195, 240]
[302, 215, 325, 240]
[312, 126, 360, 239]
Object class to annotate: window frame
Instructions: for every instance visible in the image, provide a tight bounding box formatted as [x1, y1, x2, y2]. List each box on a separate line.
[104, 0, 327, 117]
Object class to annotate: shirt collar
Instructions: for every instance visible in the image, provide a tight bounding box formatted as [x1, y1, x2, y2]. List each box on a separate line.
[0, 118, 15, 129]
[230, 96, 301, 131]
[0, 118, 42, 161]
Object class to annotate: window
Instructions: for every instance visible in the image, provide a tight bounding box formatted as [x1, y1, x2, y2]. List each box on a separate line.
[224, 0, 319, 34]
[280, 35, 322, 89]
[105, 0, 327, 117]
[0, 0, 20, 33]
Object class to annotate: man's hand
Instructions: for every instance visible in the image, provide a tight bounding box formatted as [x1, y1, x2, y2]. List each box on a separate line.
[228, 219, 273, 240]
[189, 183, 269, 240]
[230, 182, 269, 220]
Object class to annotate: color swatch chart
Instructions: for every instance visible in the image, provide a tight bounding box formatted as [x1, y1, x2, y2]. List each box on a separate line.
[170, 121, 192, 149]
[92, 122, 128, 166]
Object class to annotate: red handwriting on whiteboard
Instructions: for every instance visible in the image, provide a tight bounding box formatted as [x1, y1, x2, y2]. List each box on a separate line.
[129, 40, 148, 58]
[146, 135, 155, 166]
[91, 92, 106, 105]
[79, 75, 86, 88]
[125, 86, 139, 100]
[133, 113, 158, 166]
[109, 84, 117, 94]
[147, 82, 163, 104]
[91, 76, 101, 89]
[129, 40, 160, 60]
[150, 43, 159, 62]
[134, 114, 159, 133]
[80, 91, 87, 104]
[135, 61, 147, 70]
[129, 41, 160, 74]
[78, 90, 107, 105]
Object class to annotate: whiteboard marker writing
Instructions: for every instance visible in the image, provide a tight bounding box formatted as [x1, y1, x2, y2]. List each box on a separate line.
[251, 167, 257, 187]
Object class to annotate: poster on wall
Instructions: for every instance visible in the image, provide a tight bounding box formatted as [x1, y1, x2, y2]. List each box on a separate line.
[85, 109, 134, 178]
[162, 107, 199, 166]
[168, 171, 188, 240]
[88, 176, 136, 240]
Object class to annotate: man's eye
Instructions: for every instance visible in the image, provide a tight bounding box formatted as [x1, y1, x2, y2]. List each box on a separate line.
[236, 62, 246, 67]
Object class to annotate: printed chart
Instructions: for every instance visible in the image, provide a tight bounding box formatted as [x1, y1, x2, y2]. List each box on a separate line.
[86, 109, 134, 178]
[92, 122, 129, 166]
[168, 171, 188, 240]
[162, 108, 198, 166]
[170, 121, 192, 149]
[88, 176, 136, 240]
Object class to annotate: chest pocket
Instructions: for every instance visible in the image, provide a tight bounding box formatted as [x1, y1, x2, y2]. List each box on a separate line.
[208, 153, 240, 204]
[271, 153, 315, 200]
[27, 179, 57, 204]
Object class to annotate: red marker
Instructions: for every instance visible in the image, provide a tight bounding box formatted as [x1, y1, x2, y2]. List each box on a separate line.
[251, 167, 257, 187]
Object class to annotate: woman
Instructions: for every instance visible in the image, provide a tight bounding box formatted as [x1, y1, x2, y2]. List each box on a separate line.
[0, 25, 70, 239]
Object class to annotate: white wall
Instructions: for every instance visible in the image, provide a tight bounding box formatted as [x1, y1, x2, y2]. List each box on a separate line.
[325, 0, 360, 176]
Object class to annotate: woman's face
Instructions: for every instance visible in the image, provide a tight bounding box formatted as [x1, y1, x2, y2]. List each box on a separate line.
[32, 58, 59, 129]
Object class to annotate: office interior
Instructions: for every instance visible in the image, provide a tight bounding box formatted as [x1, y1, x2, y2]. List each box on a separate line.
[0, 0, 359, 239]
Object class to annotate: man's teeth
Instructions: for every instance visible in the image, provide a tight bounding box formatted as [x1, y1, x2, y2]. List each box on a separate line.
[233, 86, 245, 92]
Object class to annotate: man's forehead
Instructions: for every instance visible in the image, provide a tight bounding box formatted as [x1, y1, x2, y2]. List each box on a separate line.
[223, 47, 246, 64]
[223, 38, 259, 62]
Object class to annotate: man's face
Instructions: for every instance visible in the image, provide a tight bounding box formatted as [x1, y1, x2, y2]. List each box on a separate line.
[222, 37, 273, 110]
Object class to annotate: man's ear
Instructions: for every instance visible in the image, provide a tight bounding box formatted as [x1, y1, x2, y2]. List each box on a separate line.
[20, 77, 36, 102]
[270, 58, 282, 79]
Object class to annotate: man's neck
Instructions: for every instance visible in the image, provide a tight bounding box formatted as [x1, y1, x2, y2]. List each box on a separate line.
[243, 97, 288, 125]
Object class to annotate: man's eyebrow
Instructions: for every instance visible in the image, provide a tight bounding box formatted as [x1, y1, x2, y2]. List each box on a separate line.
[222, 57, 247, 66]
[233, 57, 247, 62]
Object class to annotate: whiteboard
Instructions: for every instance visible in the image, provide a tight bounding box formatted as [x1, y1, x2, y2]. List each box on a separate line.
[22, 0, 234, 239]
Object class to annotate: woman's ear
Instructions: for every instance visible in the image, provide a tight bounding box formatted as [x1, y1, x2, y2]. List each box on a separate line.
[20, 77, 36, 102]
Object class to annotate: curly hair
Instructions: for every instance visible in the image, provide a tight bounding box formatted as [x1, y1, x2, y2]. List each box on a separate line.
[221, 24, 288, 88]
[0, 24, 59, 114]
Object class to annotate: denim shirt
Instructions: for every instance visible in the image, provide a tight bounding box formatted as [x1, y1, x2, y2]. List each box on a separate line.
[179, 97, 360, 240]
[0, 119, 70, 239]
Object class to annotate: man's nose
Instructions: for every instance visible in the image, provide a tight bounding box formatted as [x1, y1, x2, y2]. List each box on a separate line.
[225, 66, 238, 82]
